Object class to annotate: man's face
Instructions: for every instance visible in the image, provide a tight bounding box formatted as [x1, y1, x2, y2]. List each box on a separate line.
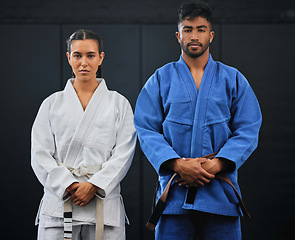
[176, 16, 214, 59]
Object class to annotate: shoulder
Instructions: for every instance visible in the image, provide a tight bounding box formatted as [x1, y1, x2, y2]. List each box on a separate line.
[143, 61, 178, 90]
[154, 61, 178, 79]
[216, 61, 239, 77]
[38, 90, 63, 110]
[215, 61, 250, 88]
[107, 90, 132, 111]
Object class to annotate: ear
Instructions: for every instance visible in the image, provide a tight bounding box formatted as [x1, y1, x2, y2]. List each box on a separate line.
[66, 52, 71, 65]
[209, 31, 215, 44]
[175, 32, 181, 43]
[98, 52, 105, 65]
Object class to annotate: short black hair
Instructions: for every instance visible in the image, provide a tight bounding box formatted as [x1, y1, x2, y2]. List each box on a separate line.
[178, 1, 213, 28]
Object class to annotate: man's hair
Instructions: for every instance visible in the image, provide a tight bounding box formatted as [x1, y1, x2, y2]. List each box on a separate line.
[177, 1, 213, 28]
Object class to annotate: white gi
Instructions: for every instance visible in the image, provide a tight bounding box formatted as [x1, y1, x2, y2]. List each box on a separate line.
[31, 78, 137, 239]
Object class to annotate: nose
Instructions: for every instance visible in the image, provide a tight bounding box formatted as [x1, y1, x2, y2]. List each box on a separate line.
[190, 31, 199, 42]
[81, 56, 88, 67]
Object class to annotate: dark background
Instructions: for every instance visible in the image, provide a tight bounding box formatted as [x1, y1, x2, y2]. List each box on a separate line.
[1, 0, 295, 239]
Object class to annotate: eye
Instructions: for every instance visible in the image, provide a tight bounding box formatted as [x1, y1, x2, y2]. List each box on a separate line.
[198, 29, 205, 32]
[184, 29, 192, 33]
[88, 54, 95, 58]
[73, 54, 81, 58]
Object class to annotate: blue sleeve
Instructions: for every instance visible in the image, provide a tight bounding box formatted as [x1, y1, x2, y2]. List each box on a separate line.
[134, 73, 180, 174]
[216, 72, 262, 170]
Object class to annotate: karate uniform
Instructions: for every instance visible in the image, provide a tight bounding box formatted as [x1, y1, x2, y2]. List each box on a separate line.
[134, 55, 262, 239]
[31, 78, 136, 239]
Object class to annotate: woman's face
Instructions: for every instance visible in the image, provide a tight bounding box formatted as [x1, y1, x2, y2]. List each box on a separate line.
[66, 39, 104, 82]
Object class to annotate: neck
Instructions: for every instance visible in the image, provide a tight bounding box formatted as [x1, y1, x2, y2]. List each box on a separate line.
[182, 48, 210, 71]
[73, 78, 99, 93]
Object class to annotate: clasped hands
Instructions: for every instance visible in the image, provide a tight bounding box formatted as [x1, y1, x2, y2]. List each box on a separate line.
[172, 157, 226, 188]
[66, 182, 99, 207]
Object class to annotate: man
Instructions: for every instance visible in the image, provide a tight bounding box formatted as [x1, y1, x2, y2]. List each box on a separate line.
[134, 2, 262, 240]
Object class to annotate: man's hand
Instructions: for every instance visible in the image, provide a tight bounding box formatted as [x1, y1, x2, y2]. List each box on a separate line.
[66, 182, 99, 206]
[175, 157, 230, 187]
[201, 158, 228, 175]
[171, 157, 215, 187]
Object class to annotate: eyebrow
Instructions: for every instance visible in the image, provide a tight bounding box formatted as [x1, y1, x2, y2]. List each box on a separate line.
[183, 25, 208, 29]
[72, 51, 97, 54]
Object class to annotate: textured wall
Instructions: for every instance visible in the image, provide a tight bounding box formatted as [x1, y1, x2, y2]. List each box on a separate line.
[1, 0, 295, 24]
[1, 1, 295, 239]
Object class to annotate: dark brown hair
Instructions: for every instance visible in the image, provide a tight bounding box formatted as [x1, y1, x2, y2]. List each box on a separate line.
[67, 29, 103, 78]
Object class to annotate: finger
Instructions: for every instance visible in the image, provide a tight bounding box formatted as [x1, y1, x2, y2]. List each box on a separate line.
[198, 174, 214, 185]
[74, 198, 84, 205]
[70, 190, 76, 195]
[70, 194, 75, 201]
[177, 177, 192, 187]
[67, 183, 79, 192]
[179, 181, 189, 187]
[195, 179, 205, 186]
[199, 157, 210, 164]
[175, 178, 186, 183]
[201, 170, 215, 180]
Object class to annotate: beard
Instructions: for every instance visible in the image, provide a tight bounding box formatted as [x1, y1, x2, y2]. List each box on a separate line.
[180, 40, 210, 58]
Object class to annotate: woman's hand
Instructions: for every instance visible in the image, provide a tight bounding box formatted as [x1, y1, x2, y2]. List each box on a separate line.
[67, 182, 99, 206]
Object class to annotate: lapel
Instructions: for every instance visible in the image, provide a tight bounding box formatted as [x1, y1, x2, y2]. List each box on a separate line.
[64, 79, 84, 125]
[176, 55, 198, 112]
[63, 78, 108, 167]
[176, 54, 217, 157]
[191, 54, 217, 157]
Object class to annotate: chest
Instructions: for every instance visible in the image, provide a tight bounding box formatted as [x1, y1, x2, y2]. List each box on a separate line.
[191, 70, 204, 90]
[77, 93, 93, 110]
[49, 98, 119, 147]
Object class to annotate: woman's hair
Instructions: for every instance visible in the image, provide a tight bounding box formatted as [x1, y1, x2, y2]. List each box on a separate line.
[67, 29, 103, 78]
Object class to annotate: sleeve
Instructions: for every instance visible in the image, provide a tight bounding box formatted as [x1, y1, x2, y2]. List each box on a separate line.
[87, 99, 137, 198]
[31, 97, 78, 198]
[133, 74, 181, 174]
[215, 72, 262, 170]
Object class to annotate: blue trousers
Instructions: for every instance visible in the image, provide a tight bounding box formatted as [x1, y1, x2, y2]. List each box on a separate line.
[155, 212, 241, 240]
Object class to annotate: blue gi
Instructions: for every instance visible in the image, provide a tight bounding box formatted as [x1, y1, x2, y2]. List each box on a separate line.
[134, 54, 262, 239]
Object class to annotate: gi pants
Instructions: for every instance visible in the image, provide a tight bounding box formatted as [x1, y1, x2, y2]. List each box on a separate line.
[37, 216, 125, 240]
[155, 212, 241, 240]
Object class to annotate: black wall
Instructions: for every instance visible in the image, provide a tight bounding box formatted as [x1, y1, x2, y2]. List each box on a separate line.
[1, 1, 295, 239]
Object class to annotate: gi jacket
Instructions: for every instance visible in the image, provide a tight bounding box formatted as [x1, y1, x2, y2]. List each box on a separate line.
[32, 79, 136, 227]
[134, 55, 262, 216]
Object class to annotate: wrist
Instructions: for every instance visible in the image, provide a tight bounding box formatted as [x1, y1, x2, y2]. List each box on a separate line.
[215, 157, 230, 172]
[91, 184, 100, 192]
[161, 158, 181, 172]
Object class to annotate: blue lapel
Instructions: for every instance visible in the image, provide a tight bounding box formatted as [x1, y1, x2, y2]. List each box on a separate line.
[176, 54, 217, 157]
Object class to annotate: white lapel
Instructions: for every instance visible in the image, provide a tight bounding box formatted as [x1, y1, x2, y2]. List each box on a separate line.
[64, 79, 84, 125]
[63, 78, 108, 167]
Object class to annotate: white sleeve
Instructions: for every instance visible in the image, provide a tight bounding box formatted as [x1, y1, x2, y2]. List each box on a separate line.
[88, 99, 137, 198]
[31, 97, 77, 198]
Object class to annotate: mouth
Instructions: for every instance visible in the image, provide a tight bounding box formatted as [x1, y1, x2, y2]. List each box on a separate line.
[79, 70, 90, 73]
[188, 42, 202, 48]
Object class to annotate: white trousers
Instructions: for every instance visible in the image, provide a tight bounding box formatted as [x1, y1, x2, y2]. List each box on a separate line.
[37, 224, 125, 240]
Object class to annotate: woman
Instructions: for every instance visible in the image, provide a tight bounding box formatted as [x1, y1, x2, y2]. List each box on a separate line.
[31, 29, 136, 240]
